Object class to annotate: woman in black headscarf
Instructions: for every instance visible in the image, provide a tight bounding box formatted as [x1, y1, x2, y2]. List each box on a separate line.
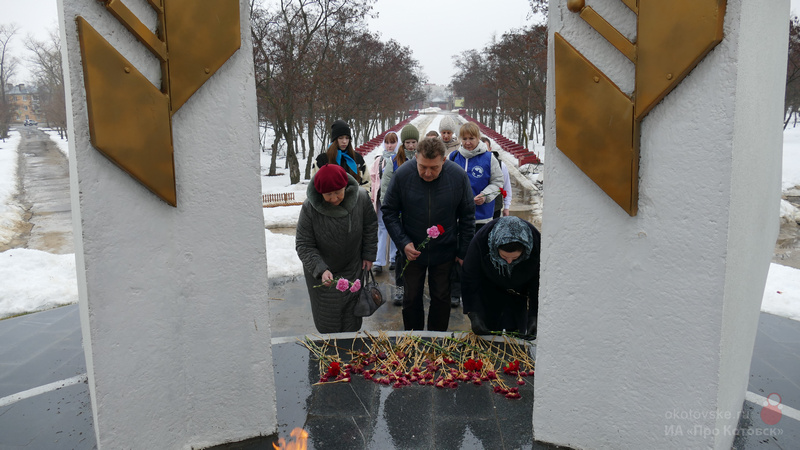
[461, 216, 541, 337]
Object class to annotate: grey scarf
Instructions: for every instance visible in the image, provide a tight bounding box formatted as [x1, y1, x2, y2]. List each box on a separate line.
[488, 216, 534, 278]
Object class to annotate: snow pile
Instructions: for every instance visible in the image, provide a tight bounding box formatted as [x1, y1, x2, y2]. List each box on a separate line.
[419, 107, 442, 114]
[265, 228, 303, 279]
[264, 205, 302, 228]
[0, 248, 78, 319]
[762, 263, 800, 322]
[43, 129, 70, 157]
[0, 131, 24, 246]
[780, 199, 800, 224]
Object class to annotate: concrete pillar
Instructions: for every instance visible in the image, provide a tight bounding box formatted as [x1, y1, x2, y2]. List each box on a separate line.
[535, 1, 788, 448]
[59, 0, 276, 448]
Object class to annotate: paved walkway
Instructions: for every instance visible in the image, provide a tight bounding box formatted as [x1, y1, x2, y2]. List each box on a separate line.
[11, 127, 74, 254]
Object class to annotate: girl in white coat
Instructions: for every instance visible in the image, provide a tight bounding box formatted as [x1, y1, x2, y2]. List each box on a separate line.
[369, 131, 399, 273]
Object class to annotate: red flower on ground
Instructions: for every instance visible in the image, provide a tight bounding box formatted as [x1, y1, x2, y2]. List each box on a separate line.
[503, 360, 520, 375]
[326, 362, 341, 377]
[464, 358, 483, 372]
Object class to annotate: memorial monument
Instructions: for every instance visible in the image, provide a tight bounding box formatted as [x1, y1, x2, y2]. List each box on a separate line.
[59, 0, 276, 447]
[536, 0, 789, 448]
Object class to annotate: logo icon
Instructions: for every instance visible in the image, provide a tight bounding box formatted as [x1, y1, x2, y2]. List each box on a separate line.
[761, 393, 783, 425]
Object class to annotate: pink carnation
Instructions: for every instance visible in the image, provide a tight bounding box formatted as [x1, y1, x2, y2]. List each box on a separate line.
[350, 279, 362, 292]
[335, 278, 350, 292]
[426, 225, 440, 239]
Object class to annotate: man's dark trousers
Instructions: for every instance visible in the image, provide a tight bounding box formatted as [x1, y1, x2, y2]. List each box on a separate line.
[402, 260, 454, 331]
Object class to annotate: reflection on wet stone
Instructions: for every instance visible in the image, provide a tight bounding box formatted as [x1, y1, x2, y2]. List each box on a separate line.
[273, 335, 543, 449]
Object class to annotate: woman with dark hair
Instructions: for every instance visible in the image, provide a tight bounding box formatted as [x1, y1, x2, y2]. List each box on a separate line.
[296, 164, 378, 333]
[461, 216, 541, 338]
[313, 120, 369, 188]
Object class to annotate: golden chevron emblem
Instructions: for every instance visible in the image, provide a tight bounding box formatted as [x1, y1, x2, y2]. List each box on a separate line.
[555, 0, 727, 216]
[77, 0, 241, 206]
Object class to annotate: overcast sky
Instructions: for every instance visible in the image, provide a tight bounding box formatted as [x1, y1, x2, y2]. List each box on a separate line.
[1, 0, 799, 85]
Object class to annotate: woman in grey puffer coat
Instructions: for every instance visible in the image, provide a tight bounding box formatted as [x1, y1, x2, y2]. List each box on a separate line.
[296, 164, 378, 333]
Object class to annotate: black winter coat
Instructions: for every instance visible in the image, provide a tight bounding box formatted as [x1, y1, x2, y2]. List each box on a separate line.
[461, 218, 541, 332]
[381, 158, 475, 265]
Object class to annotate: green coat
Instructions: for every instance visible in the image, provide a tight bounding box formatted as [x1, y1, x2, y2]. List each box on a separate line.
[295, 174, 378, 333]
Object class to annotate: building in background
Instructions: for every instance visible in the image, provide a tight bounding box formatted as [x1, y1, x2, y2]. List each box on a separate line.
[424, 83, 454, 111]
[6, 84, 44, 124]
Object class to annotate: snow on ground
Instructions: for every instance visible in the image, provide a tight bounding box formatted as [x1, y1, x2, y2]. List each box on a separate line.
[781, 199, 800, 223]
[42, 128, 70, 157]
[762, 263, 800, 322]
[781, 125, 800, 190]
[265, 228, 303, 279]
[0, 248, 78, 319]
[264, 204, 302, 228]
[0, 130, 23, 246]
[1, 118, 800, 321]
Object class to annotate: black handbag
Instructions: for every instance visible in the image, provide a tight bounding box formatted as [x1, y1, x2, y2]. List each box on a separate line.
[354, 269, 384, 317]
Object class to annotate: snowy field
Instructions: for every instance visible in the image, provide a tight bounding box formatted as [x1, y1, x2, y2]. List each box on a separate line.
[0, 120, 799, 321]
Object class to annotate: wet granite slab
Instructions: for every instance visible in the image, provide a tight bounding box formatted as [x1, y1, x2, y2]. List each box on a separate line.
[261, 334, 552, 450]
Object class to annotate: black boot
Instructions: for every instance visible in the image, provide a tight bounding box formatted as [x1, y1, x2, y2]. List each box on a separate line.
[468, 312, 490, 335]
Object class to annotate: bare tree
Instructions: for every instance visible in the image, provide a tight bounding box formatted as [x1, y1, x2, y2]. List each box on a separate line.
[251, 0, 376, 184]
[492, 25, 548, 146]
[785, 16, 800, 128]
[450, 24, 547, 146]
[0, 24, 20, 139]
[26, 28, 67, 138]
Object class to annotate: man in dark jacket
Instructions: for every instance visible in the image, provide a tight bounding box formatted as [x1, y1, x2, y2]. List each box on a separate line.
[382, 138, 475, 331]
[461, 216, 540, 338]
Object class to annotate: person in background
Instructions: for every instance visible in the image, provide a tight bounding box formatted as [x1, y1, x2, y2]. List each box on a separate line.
[381, 124, 419, 306]
[439, 115, 461, 155]
[369, 131, 399, 274]
[296, 164, 378, 333]
[313, 119, 369, 190]
[447, 122, 504, 308]
[461, 216, 540, 338]
[382, 137, 475, 331]
[425, 130, 439, 139]
[481, 137, 512, 218]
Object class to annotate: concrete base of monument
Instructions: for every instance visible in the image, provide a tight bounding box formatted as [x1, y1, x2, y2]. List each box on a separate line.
[1, 281, 798, 449]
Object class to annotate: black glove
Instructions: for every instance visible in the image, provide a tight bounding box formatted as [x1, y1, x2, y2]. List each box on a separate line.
[524, 314, 537, 340]
[468, 312, 490, 335]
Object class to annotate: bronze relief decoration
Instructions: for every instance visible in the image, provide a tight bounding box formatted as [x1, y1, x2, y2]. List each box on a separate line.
[555, 0, 727, 216]
[77, 0, 241, 206]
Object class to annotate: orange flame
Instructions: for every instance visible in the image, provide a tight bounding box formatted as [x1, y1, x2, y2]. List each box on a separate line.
[273, 427, 308, 450]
